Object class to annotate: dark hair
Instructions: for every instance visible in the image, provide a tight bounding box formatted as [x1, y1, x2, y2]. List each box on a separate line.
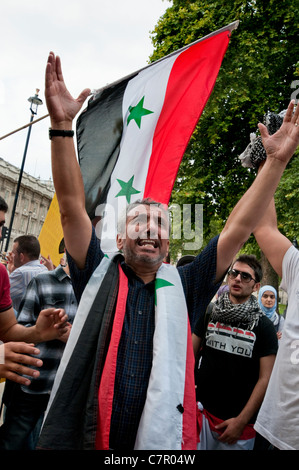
[14, 235, 40, 260]
[0, 196, 8, 213]
[59, 238, 65, 254]
[233, 254, 263, 283]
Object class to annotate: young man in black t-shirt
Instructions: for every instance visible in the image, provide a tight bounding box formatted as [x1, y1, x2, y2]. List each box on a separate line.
[193, 254, 278, 450]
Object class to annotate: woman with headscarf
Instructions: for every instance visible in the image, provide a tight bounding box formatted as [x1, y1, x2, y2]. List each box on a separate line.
[258, 285, 284, 340]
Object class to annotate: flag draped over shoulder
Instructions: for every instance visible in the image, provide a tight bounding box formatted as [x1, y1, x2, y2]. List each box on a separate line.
[77, 21, 238, 254]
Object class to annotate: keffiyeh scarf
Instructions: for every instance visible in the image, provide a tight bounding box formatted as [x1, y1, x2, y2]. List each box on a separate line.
[210, 292, 263, 330]
[239, 110, 286, 169]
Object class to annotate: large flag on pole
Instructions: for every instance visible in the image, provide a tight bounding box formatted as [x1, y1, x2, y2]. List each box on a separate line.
[77, 21, 238, 254]
[43, 22, 238, 258]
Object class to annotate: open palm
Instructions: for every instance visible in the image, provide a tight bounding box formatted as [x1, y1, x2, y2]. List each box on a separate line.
[259, 101, 299, 165]
[45, 52, 90, 125]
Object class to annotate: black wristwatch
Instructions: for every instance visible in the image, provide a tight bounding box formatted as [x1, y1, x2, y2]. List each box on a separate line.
[49, 128, 74, 140]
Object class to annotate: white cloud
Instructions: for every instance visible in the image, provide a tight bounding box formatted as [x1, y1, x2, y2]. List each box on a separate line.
[0, 0, 170, 180]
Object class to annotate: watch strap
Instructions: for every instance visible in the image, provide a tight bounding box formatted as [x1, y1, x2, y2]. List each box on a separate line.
[49, 128, 74, 139]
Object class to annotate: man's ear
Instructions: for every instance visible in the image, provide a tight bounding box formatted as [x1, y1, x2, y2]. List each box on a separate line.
[253, 282, 260, 293]
[166, 240, 170, 258]
[116, 234, 124, 250]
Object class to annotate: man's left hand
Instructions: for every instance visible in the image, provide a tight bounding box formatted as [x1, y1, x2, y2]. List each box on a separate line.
[215, 416, 246, 445]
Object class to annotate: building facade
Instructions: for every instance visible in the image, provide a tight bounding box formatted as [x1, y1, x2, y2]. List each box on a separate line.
[0, 157, 54, 252]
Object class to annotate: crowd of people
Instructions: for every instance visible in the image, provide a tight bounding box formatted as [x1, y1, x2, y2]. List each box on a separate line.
[0, 51, 298, 451]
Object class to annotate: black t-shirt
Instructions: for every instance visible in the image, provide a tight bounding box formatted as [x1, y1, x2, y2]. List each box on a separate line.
[195, 314, 278, 422]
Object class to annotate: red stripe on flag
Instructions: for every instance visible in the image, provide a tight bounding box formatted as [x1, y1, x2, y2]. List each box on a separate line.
[96, 265, 128, 449]
[182, 320, 197, 450]
[143, 30, 230, 203]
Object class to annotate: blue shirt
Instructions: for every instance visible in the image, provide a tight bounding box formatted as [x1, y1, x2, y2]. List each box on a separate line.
[67, 227, 220, 449]
[9, 260, 47, 313]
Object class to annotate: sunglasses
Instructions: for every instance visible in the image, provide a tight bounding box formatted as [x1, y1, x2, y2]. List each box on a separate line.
[228, 268, 257, 283]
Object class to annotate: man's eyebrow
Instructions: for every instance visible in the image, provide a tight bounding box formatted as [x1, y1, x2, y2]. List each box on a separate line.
[127, 212, 144, 222]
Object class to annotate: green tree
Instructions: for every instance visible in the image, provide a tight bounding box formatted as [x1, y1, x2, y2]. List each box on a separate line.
[275, 155, 299, 242]
[150, 0, 299, 265]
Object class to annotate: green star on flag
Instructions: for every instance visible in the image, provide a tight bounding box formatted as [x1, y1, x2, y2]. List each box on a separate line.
[115, 175, 141, 203]
[127, 96, 154, 128]
[155, 278, 174, 305]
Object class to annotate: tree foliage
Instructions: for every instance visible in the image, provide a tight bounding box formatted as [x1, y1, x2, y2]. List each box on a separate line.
[150, 0, 299, 262]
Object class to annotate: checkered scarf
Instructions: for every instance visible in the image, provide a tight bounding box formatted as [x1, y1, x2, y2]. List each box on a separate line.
[239, 110, 285, 169]
[210, 292, 263, 330]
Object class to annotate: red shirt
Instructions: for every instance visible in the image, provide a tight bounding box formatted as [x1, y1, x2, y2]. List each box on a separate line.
[0, 263, 12, 312]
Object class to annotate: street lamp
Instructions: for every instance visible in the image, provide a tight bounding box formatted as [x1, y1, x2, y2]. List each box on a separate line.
[5, 90, 43, 251]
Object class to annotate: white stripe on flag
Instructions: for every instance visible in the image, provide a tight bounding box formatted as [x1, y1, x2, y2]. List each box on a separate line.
[97, 55, 177, 254]
[87, 25, 237, 255]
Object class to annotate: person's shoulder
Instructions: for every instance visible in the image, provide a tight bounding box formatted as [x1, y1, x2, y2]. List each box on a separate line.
[283, 244, 299, 266]
[257, 314, 278, 337]
[0, 263, 9, 278]
[259, 314, 273, 327]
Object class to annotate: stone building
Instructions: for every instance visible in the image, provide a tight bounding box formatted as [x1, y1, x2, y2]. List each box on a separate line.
[0, 157, 54, 252]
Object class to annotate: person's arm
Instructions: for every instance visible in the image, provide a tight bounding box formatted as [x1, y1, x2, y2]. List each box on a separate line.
[253, 198, 292, 278]
[192, 333, 202, 359]
[0, 306, 68, 344]
[216, 101, 299, 282]
[215, 354, 275, 444]
[45, 52, 91, 269]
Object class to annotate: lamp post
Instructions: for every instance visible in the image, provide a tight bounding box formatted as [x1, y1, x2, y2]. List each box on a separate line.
[5, 90, 43, 251]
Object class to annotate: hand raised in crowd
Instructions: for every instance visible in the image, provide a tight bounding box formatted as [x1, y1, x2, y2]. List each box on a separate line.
[0, 342, 42, 386]
[40, 255, 55, 271]
[6, 251, 15, 275]
[45, 52, 90, 126]
[258, 100, 299, 166]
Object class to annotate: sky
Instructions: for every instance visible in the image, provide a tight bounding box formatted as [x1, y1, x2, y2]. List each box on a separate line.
[0, 0, 170, 181]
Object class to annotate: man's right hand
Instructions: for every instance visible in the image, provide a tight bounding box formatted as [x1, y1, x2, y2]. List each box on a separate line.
[0, 342, 42, 386]
[45, 52, 90, 127]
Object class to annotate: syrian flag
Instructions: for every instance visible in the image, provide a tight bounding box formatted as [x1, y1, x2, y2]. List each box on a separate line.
[76, 21, 238, 254]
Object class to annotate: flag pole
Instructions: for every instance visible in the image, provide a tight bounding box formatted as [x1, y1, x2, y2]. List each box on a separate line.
[0, 113, 49, 141]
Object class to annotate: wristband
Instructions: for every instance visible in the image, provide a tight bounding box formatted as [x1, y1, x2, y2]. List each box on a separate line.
[49, 128, 74, 140]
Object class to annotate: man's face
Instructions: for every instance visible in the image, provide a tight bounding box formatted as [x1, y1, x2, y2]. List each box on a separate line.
[117, 204, 170, 271]
[0, 211, 5, 241]
[11, 242, 22, 268]
[228, 261, 259, 304]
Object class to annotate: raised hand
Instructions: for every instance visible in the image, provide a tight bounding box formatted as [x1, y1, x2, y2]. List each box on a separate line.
[45, 52, 91, 127]
[258, 100, 299, 166]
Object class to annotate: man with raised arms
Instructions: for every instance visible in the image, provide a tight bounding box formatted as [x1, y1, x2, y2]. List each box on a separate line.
[38, 52, 299, 450]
